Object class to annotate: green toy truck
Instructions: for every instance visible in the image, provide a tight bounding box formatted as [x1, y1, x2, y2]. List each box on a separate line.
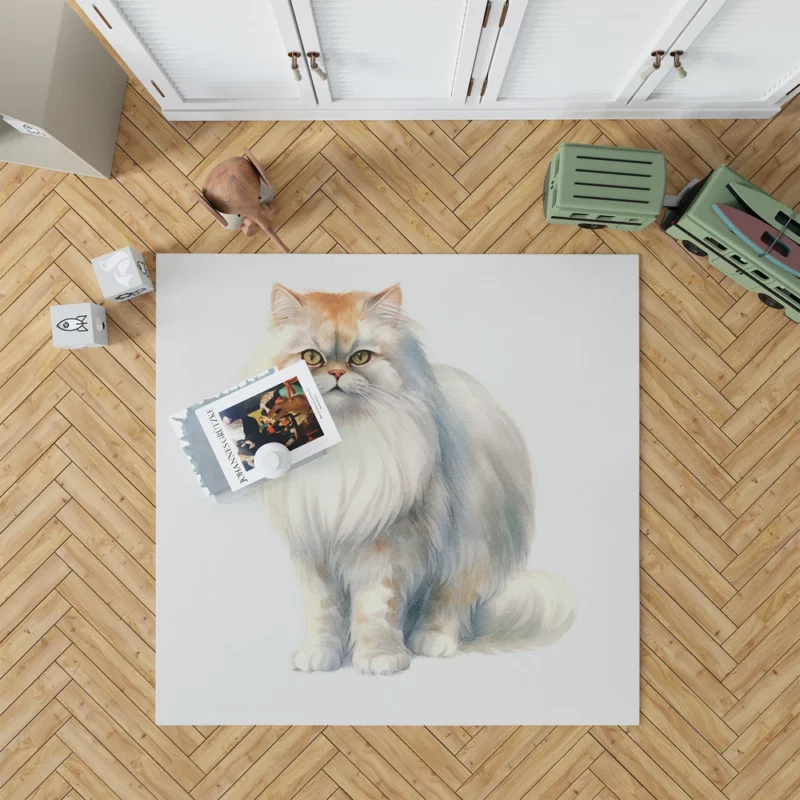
[660, 165, 800, 323]
[545, 143, 800, 323]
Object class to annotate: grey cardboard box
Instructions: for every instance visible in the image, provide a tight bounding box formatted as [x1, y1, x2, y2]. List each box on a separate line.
[92, 246, 154, 301]
[51, 303, 107, 348]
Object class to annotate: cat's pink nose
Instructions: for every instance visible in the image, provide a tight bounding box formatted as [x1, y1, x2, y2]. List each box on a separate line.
[329, 369, 345, 381]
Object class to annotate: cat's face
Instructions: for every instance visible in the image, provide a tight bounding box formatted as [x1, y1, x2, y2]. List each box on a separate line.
[267, 284, 407, 415]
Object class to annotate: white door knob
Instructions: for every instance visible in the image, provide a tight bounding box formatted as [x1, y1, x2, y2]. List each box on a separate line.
[288, 52, 302, 81]
[670, 51, 687, 79]
[307, 52, 328, 81]
[640, 50, 664, 82]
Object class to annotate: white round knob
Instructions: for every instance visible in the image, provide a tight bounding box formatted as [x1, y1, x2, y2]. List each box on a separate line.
[640, 65, 656, 81]
[677, 65, 687, 79]
[254, 442, 292, 479]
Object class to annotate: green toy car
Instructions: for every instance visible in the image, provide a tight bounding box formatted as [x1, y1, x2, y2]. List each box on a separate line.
[660, 164, 800, 323]
[544, 142, 800, 323]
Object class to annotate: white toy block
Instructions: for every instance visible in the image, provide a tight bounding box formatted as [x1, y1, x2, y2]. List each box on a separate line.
[51, 303, 107, 349]
[91, 246, 154, 302]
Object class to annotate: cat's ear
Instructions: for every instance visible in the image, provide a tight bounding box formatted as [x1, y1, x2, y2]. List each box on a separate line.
[365, 284, 402, 315]
[271, 284, 305, 325]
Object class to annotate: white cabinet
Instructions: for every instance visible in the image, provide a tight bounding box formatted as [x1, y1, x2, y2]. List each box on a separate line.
[474, 0, 706, 109]
[76, 0, 800, 120]
[632, 0, 800, 108]
[81, 0, 316, 111]
[289, 0, 486, 108]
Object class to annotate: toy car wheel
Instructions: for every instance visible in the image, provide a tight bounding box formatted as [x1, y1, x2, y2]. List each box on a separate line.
[758, 293, 785, 310]
[682, 240, 707, 257]
[578, 223, 606, 230]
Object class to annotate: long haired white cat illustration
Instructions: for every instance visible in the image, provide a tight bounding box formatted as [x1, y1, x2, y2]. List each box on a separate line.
[248, 283, 576, 675]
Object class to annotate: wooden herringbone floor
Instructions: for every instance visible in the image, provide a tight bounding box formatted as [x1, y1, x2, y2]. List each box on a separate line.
[4, 40, 800, 800]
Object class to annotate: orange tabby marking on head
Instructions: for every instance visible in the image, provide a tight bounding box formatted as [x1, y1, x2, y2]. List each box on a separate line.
[301, 291, 371, 341]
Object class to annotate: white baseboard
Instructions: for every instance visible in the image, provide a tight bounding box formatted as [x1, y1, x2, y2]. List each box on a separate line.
[163, 104, 779, 122]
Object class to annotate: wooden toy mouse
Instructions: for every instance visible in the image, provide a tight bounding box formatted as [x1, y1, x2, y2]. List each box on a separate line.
[196, 149, 289, 253]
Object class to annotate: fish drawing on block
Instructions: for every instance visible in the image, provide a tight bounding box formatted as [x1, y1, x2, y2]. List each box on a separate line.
[713, 203, 800, 278]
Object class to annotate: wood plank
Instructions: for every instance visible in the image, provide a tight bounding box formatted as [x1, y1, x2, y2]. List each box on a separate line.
[640, 681, 737, 790]
[322, 173, 416, 254]
[116, 115, 200, 211]
[0, 591, 69, 680]
[57, 680, 195, 800]
[400, 121, 469, 174]
[641, 608, 737, 716]
[0, 733, 70, 799]
[0, 228, 68, 316]
[190, 727, 287, 800]
[0, 697, 70, 787]
[321, 138, 451, 253]
[56, 718, 159, 800]
[56, 392, 155, 503]
[0, 169, 65, 243]
[364, 121, 468, 210]
[0, 193, 69, 275]
[641, 568, 737, 681]
[55, 426, 154, 538]
[110, 147, 202, 249]
[328, 121, 468, 247]
[57, 645, 204, 789]
[56, 496, 154, 606]
[640, 501, 736, 608]
[56, 536, 154, 648]
[122, 84, 202, 175]
[57, 752, 123, 800]
[56, 570, 154, 684]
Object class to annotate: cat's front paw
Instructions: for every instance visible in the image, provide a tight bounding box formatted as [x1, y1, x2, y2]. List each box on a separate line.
[409, 629, 458, 657]
[292, 641, 344, 672]
[352, 646, 410, 676]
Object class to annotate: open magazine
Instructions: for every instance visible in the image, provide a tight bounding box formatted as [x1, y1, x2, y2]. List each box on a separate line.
[172, 360, 341, 498]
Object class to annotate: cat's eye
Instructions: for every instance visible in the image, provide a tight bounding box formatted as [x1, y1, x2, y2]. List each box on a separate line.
[301, 349, 324, 367]
[349, 350, 372, 366]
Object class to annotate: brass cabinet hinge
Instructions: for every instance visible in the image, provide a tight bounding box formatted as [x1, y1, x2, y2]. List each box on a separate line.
[480, 77, 488, 97]
[499, 0, 509, 27]
[482, 0, 492, 27]
[467, 78, 474, 97]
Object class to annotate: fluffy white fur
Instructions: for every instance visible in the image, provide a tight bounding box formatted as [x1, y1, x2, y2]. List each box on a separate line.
[248, 284, 575, 675]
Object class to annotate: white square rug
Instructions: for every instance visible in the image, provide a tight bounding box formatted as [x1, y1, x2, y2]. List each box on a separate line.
[156, 254, 639, 725]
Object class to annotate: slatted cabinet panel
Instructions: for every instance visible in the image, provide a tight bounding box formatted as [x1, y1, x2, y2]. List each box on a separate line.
[74, 0, 798, 117]
[290, 0, 487, 107]
[646, 0, 800, 104]
[76, 0, 316, 110]
[482, 0, 705, 107]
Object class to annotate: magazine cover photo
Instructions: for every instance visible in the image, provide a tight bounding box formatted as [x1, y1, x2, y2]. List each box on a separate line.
[193, 360, 341, 492]
[219, 376, 324, 470]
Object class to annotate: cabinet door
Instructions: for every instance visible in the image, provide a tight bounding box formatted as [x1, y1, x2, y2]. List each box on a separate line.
[479, 0, 704, 109]
[288, 0, 486, 108]
[77, 0, 316, 112]
[634, 0, 800, 107]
